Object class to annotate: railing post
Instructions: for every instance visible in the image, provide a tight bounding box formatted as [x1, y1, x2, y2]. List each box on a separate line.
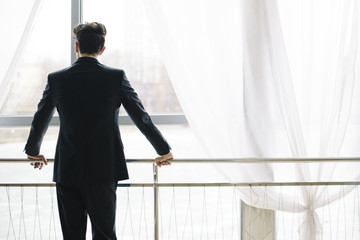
[153, 163, 159, 240]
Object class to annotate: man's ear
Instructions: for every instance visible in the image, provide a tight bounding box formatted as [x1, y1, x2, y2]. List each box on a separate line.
[99, 46, 106, 56]
[75, 42, 80, 53]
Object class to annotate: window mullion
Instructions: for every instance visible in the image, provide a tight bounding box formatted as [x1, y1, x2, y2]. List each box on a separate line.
[71, 0, 83, 64]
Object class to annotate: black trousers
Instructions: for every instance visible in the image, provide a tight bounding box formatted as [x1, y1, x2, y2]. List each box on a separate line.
[56, 182, 118, 240]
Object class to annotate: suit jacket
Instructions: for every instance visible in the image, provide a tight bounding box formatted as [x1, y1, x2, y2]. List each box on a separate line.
[25, 57, 171, 184]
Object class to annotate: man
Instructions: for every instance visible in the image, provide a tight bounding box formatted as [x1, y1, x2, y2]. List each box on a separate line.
[24, 22, 173, 240]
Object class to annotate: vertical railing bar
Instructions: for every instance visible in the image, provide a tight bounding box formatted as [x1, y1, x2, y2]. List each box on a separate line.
[240, 200, 244, 240]
[153, 163, 159, 240]
[239, 200, 242, 240]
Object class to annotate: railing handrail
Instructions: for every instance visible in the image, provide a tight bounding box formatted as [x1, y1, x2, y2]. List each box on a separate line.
[1, 157, 360, 163]
[2, 158, 360, 187]
[2, 181, 360, 187]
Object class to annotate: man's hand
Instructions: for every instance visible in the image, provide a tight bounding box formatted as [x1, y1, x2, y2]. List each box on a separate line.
[155, 152, 173, 167]
[28, 154, 48, 170]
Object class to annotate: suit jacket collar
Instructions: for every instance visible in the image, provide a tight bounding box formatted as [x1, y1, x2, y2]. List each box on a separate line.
[75, 57, 99, 64]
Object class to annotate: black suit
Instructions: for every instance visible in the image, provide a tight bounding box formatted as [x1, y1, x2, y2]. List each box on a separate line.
[24, 57, 171, 239]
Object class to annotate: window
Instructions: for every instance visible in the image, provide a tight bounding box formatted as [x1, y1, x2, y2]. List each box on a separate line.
[0, 0, 195, 160]
[0, 0, 71, 115]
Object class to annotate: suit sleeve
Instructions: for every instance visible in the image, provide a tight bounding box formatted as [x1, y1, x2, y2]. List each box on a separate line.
[120, 71, 171, 155]
[24, 77, 56, 156]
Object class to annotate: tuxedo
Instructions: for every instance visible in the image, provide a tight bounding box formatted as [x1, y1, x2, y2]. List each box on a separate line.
[24, 57, 171, 239]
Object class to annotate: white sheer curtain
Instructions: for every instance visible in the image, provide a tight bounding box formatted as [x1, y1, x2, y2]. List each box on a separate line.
[0, 0, 42, 109]
[143, 0, 360, 239]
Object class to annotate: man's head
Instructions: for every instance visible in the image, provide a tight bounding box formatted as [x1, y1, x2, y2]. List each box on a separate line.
[72, 22, 107, 57]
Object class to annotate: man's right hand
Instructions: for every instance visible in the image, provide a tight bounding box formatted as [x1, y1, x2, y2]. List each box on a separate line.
[28, 154, 48, 170]
[155, 152, 173, 167]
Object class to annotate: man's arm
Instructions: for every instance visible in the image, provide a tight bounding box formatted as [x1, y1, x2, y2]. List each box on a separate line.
[120, 72, 172, 166]
[24, 79, 55, 169]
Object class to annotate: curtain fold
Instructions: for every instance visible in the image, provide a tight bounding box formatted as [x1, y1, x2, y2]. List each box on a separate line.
[143, 0, 360, 239]
[0, 0, 43, 109]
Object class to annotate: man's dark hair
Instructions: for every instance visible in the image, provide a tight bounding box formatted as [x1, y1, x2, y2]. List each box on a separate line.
[72, 22, 107, 55]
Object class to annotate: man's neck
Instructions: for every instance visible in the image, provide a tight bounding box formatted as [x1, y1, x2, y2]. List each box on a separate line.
[78, 53, 98, 58]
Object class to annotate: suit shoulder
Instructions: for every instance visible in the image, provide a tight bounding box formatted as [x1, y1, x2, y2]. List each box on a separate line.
[48, 66, 72, 79]
[101, 64, 125, 75]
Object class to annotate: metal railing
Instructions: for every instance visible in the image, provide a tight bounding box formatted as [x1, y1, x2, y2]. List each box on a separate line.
[2, 157, 360, 240]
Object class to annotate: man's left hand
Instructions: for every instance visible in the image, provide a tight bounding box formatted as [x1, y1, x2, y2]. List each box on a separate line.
[155, 152, 173, 167]
[28, 154, 48, 170]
